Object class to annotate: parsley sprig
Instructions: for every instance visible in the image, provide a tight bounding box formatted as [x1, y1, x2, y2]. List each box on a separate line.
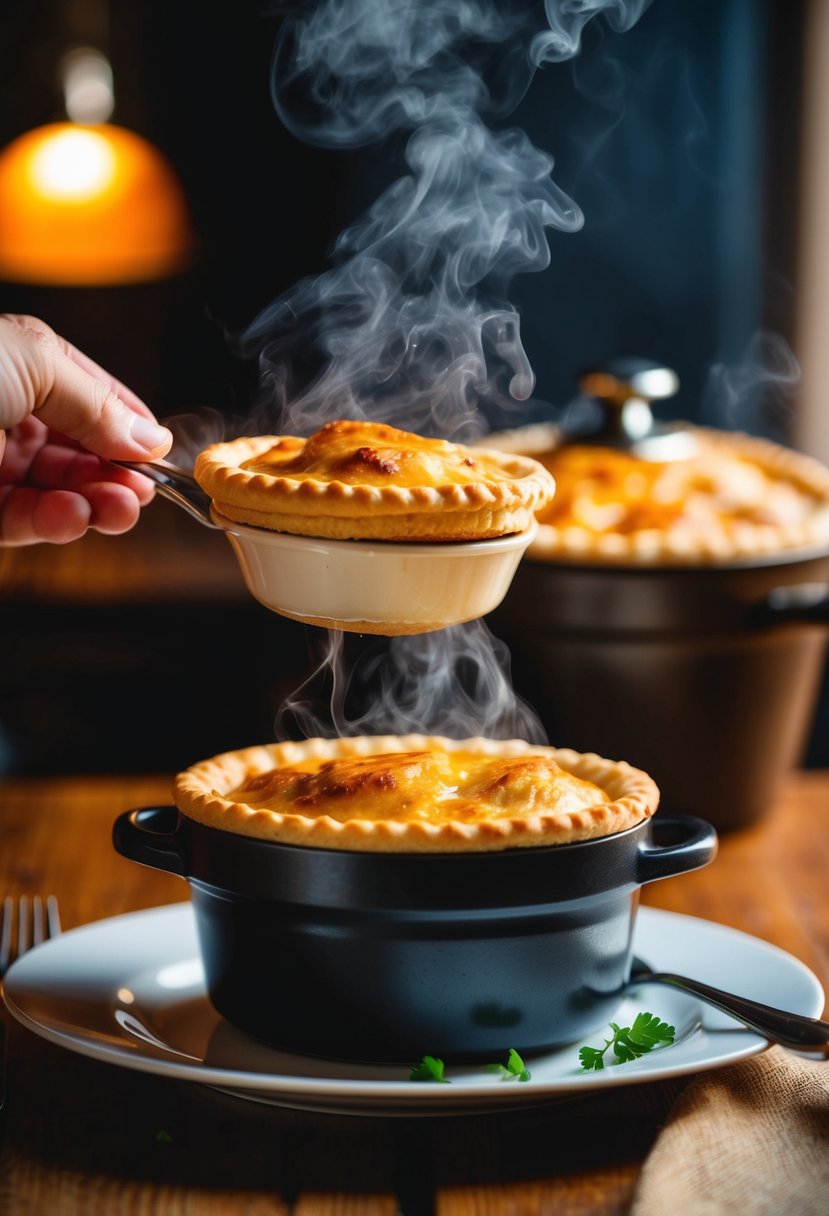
[578, 1011, 675, 1071]
[409, 1048, 530, 1083]
[409, 1055, 449, 1083]
[487, 1047, 531, 1082]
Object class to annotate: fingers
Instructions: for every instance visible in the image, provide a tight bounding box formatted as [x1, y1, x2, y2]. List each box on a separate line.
[0, 314, 172, 460]
[0, 316, 167, 545]
[0, 486, 91, 545]
[58, 341, 154, 420]
[28, 441, 156, 505]
[76, 482, 144, 534]
[35, 348, 174, 460]
[1, 313, 148, 414]
[0, 482, 144, 545]
[0, 417, 155, 506]
[10, 315, 154, 419]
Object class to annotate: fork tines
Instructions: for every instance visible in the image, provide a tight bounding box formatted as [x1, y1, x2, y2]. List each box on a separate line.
[0, 896, 61, 977]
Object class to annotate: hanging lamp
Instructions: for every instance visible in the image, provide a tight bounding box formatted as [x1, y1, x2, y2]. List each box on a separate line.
[0, 49, 192, 285]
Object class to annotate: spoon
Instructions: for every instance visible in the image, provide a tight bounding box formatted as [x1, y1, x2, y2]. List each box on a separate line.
[114, 458, 218, 527]
[630, 956, 829, 1057]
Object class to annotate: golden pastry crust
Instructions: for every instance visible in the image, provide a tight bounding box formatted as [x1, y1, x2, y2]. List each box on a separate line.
[194, 420, 556, 541]
[484, 424, 829, 564]
[173, 735, 659, 853]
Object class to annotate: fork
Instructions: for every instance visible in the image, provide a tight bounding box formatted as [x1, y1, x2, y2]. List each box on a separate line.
[0, 896, 61, 979]
[0, 896, 62, 1151]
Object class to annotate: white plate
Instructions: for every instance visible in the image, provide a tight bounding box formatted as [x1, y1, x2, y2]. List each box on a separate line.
[4, 903, 824, 1117]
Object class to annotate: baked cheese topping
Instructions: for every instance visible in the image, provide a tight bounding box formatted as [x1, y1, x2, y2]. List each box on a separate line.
[539, 444, 823, 543]
[174, 736, 658, 852]
[482, 422, 829, 563]
[228, 749, 610, 824]
[240, 420, 522, 490]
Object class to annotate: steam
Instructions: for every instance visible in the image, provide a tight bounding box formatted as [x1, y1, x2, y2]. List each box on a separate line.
[701, 332, 800, 439]
[278, 621, 546, 744]
[245, 0, 654, 440]
[531, 0, 652, 65]
[166, 406, 231, 468]
[238, 0, 654, 746]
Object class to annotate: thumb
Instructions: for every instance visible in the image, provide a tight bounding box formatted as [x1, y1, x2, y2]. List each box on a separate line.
[34, 348, 172, 460]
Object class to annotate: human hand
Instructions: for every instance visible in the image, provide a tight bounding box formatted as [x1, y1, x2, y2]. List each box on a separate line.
[0, 313, 173, 545]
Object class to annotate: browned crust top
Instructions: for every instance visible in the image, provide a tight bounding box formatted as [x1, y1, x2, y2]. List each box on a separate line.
[173, 735, 659, 853]
[193, 422, 556, 536]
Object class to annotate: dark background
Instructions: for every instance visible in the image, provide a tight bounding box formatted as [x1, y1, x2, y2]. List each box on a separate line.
[2, 0, 826, 774]
[0, 0, 804, 422]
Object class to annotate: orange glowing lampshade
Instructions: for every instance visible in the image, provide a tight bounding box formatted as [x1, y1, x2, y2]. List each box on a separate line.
[0, 122, 192, 285]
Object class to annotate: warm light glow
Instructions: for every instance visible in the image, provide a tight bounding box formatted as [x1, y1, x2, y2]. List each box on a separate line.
[29, 127, 116, 200]
[0, 122, 192, 285]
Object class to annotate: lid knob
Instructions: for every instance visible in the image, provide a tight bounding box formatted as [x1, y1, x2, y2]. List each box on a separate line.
[574, 358, 695, 461]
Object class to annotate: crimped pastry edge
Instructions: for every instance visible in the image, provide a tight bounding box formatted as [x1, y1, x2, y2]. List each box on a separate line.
[211, 500, 537, 540]
[194, 434, 556, 527]
[483, 423, 829, 565]
[172, 734, 660, 853]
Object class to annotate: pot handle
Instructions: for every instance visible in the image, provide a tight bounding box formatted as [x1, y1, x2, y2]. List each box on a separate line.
[636, 815, 718, 885]
[112, 806, 189, 877]
[754, 583, 829, 627]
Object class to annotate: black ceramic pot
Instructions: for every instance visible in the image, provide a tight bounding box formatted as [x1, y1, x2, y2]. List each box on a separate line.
[113, 806, 716, 1063]
[490, 548, 829, 833]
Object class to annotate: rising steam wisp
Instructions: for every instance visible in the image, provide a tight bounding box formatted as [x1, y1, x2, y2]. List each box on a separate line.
[277, 620, 547, 744]
[246, 0, 654, 442]
[250, 0, 655, 743]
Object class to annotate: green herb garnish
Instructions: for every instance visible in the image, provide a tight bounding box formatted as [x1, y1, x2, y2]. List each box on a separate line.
[487, 1047, 531, 1082]
[578, 1012, 675, 1071]
[409, 1054, 450, 1083]
[409, 1048, 532, 1084]
[154, 1128, 174, 1145]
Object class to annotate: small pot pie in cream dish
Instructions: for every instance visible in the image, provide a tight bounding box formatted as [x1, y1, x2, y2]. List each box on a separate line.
[194, 419, 554, 542]
[113, 735, 716, 1061]
[192, 420, 556, 635]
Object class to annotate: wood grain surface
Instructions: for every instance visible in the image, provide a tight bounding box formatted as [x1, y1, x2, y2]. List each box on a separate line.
[0, 772, 826, 1216]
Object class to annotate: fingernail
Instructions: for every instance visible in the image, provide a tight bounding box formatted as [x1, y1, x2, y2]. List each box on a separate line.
[129, 416, 173, 453]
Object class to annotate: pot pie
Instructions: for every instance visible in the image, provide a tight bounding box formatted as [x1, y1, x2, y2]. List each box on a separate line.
[193, 419, 555, 542]
[484, 423, 829, 564]
[173, 735, 659, 853]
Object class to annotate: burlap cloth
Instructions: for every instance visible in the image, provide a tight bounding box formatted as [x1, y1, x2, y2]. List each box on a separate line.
[630, 1047, 829, 1216]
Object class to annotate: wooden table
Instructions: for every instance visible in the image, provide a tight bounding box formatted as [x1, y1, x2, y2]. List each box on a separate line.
[0, 772, 827, 1215]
